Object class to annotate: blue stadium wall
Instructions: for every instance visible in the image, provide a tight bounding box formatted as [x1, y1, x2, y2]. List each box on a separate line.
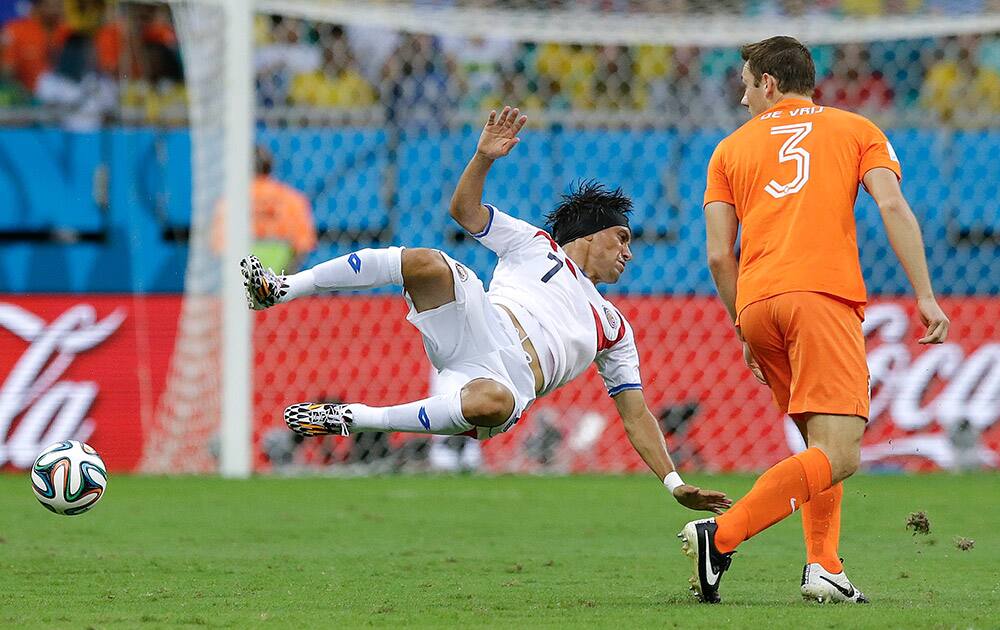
[0, 126, 996, 295]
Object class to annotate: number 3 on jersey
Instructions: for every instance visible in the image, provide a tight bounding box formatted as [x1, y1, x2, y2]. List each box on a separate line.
[764, 122, 812, 199]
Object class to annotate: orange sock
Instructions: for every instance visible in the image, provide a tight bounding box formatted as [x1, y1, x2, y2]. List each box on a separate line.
[714, 447, 833, 554]
[801, 482, 844, 573]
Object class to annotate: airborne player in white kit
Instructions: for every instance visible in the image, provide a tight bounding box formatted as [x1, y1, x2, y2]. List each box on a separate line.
[241, 106, 730, 514]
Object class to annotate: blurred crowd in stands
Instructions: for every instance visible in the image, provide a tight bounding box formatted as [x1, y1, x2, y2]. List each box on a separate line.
[0, 0, 182, 127]
[2, 0, 999, 128]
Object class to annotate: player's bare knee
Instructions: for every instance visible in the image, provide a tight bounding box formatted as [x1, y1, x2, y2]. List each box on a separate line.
[402, 249, 455, 312]
[460, 379, 515, 428]
[814, 444, 860, 483]
[805, 414, 865, 482]
[836, 450, 861, 481]
[402, 248, 451, 287]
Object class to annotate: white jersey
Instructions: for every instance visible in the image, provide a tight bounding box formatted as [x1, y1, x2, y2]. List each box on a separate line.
[472, 204, 643, 398]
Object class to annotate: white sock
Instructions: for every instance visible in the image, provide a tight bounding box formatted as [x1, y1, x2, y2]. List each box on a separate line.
[282, 247, 404, 301]
[348, 390, 473, 435]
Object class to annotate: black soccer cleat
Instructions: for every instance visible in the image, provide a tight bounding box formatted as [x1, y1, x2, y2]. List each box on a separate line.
[678, 518, 734, 603]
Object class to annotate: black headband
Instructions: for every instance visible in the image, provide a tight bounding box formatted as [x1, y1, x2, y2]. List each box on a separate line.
[552, 210, 630, 246]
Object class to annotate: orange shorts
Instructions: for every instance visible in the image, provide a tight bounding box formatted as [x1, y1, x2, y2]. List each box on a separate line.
[739, 291, 870, 419]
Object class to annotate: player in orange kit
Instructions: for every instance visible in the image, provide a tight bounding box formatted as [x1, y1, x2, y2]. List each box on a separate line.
[680, 36, 950, 604]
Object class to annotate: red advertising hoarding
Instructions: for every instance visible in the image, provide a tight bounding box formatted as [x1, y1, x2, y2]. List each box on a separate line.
[1, 295, 997, 473]
[0, 297, 181, 471]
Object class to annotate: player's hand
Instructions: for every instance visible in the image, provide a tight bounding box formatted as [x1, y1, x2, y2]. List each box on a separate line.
[477, 106, 527, 160]
[743, 342, 767, 385]
[673, 485, 732, 515]
[916, 296, 950, 344]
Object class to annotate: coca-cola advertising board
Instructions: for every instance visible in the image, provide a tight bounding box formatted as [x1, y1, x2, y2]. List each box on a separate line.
[0, 297, 180, 471]
[1, 296, 997, 473]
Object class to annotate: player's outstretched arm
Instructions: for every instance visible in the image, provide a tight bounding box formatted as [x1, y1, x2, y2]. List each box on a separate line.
[864, 167, 950, 344]
[612, 389, 731, 514]
[449, 106, 528, 234]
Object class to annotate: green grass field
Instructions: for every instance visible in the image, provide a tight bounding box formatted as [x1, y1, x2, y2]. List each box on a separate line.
[1, 473, 996, 628]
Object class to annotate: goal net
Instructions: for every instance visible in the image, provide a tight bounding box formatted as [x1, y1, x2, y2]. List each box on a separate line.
[154, 0, 1000, 475]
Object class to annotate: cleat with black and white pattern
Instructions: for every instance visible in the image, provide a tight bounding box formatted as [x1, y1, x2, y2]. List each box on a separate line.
[678, 518, 734, 604]
[284, 402, 353, 437]
[801, 562, 869, 604]
[240, 254, 288, 311]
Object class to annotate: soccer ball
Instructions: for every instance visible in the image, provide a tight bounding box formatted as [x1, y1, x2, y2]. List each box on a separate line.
[30, 440, 108, 516]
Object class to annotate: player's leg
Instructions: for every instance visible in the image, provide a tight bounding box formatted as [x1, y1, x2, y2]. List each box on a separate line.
[681, 293, 867, 603]
[285, 377, 514, 437]
[780, 292, 871, 601]
[240, 247, 455, 311]
[427, 366, 464, 471]
[795, 410, 868, 605]
[795, 416, 844, 574]
[284, 251, 531, 439]
[682, 414, 858, 603]
[679, 297, 793, 602]
[713, 417, 858, 549]
[713, 292, 868, 553]
[797, 413, 869, 603]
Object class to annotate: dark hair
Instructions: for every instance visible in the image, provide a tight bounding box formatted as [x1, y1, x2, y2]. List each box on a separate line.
[740, 36, 815, 95]
[544, 180, 633, 245]
[255, 146, 273, 176]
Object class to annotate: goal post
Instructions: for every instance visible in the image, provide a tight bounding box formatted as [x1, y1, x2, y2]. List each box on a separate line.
[219, 0, 254, 478]
[151, 0, 254, 477]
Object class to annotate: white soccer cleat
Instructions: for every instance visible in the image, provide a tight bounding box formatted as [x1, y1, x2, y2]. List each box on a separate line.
[678, 518, 734, 604]
[284, 402, 353, 437]
[801, 562, 869, 604]
[240, 254, 287, 310]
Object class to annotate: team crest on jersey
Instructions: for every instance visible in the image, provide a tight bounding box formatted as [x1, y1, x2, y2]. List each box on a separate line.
[603, 305, 619, 329]
[454, 263, 469, 282]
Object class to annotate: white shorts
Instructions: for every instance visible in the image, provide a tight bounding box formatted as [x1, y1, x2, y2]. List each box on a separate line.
[405, 251, 536, 439]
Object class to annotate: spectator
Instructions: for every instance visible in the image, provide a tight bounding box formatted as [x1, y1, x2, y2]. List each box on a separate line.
[381, 33, 455, 127]
[979, 31, 1000, 77]
[921, 34, 1000, 126]
[288, 25, 376, 109]
[482, 46, 571, 116]
[345, 23, 399, 86]
[748, 0, 837, 17]
[34, 29, 115, 130]
[926, 0, 987, 14]
[590, 44, 638, 111]
[869, 37, 932, 109]
[649, 46, 736, 126]
[63, 0, 107, 35]
[838, 0, 886, 17]
[94, 2, 178, 78]
[0, 0, 66, 93]
[213, 146, 317, 274]
[256, 15, 320, 107]
[536, 42, 596, 109]
[116, 4, 185, 124]
[121, 38, 186, 125]
[815, 43, 894, 114]
[633, 43, 670, 110]
[441, 34, 514, 110]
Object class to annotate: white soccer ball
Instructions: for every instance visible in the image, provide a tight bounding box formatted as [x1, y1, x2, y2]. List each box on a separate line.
[30, 440, 108, 516]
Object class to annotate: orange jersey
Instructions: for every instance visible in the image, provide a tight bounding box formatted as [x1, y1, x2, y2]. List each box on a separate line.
[1, 17, 69, 91]
[213, 176, 317, 255]
[704, 98, 901, 322]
